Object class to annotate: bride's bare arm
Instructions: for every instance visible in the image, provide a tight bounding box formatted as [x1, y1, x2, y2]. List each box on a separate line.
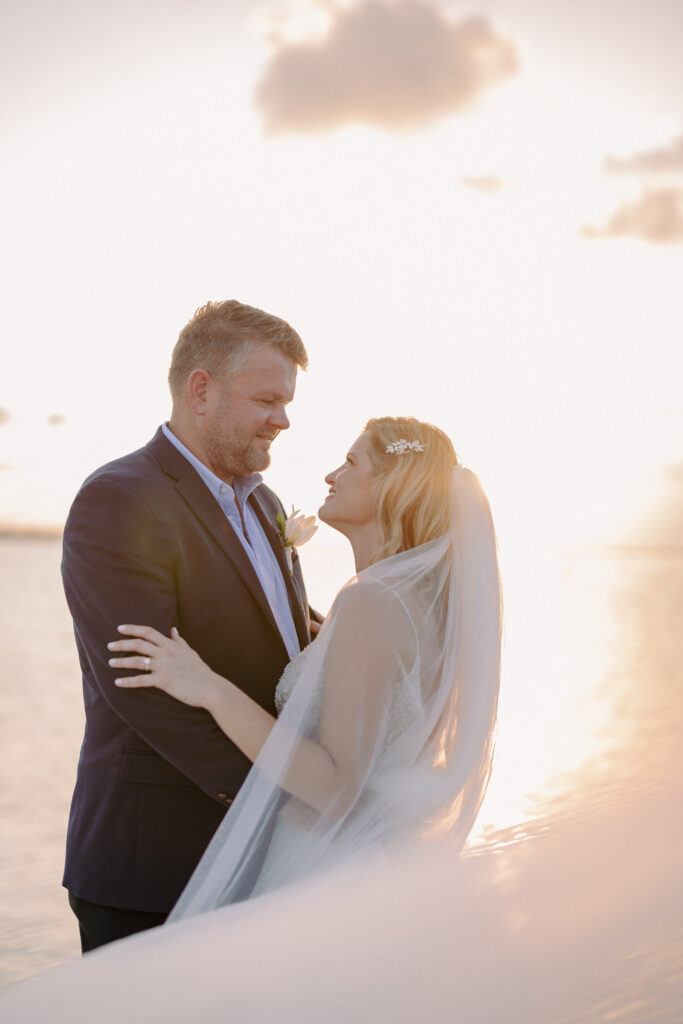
[108, 627, 332, 804]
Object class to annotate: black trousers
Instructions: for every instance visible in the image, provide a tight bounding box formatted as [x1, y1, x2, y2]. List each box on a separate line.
[68, 892, 168, 953]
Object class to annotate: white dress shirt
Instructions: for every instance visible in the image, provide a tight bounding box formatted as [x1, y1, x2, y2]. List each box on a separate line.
[161, 423, 300, 659]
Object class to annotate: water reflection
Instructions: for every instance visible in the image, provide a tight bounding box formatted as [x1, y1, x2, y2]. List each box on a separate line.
[0, 540, 681, 1020]
[530, 546, 681, 818]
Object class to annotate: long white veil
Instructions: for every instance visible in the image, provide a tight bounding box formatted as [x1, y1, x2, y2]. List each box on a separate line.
[170, 466, 502, 920]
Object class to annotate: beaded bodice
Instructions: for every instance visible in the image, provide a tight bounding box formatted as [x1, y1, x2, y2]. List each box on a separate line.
[274, 643, 418, 753]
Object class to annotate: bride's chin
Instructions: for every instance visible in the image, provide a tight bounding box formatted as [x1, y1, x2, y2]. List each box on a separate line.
[317, 504, 342, 533]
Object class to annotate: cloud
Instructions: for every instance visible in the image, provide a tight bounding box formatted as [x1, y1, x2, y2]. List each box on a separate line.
[586, 129, 683, 244]
[581, 188, 683, 245]
[459, 174, 503, 194]
[604, 133, 683, 175]
[255, 1, 518, 134]
[0, 407, 10, 426]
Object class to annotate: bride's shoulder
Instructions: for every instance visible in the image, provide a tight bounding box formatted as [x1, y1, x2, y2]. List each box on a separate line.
[330, 578, 415, 646]
[333, 576, 395, 611]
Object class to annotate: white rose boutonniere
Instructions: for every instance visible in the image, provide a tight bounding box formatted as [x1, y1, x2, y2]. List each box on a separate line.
[276, 506, 318, 574]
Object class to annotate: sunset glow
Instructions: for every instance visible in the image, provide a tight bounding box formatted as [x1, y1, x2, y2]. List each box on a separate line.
[1, 4, 683, 1007]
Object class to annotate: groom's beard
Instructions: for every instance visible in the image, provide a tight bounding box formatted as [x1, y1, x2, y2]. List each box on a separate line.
[204, 423, 276, 480]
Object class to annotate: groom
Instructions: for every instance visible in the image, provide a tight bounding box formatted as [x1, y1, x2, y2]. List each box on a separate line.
[61, 300, 311, 951]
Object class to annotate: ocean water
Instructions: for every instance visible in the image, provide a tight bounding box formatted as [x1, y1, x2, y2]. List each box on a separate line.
[0, 538, 83, 986]
[0, 536, 681, 1020]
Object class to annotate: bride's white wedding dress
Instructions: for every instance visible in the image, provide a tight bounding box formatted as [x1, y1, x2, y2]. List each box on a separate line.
[274, 632, 418, 747]
[251, 632, 418, 890]
[169, 465, 502, 920]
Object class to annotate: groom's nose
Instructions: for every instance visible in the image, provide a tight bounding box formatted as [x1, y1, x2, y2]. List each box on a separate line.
[269, 404, 290, 431]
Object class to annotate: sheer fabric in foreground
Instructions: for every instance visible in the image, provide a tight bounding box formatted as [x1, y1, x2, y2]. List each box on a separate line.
[170, 467, 502, 920]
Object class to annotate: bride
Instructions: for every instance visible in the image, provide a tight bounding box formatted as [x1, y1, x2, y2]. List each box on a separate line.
[107, 416, 502, 918]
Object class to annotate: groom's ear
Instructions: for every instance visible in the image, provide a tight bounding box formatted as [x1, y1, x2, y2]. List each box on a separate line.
[186, 368, 212, 416]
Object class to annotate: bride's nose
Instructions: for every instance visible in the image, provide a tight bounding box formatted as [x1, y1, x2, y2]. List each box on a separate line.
[324, 468, 337, 485]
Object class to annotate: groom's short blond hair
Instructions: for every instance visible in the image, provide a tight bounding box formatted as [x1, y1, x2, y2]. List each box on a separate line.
[168, 300, 308, 399]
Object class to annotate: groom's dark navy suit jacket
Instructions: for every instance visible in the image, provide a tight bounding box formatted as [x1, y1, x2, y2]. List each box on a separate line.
[61, 427, 311, 913]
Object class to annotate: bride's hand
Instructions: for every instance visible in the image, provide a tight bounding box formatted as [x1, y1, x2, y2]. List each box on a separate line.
[108, 625, 222, 708]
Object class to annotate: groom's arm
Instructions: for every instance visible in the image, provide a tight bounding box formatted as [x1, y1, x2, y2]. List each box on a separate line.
[62, 472, 252, 804]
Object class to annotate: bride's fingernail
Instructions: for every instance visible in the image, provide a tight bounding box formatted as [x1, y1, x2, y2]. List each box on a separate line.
[118, 625, 127, 632]
[107, 642, 116, 649]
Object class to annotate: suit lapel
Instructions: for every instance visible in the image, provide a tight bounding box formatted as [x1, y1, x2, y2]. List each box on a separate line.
[249, 488, 310, 649]
[148, 429, 284, 642]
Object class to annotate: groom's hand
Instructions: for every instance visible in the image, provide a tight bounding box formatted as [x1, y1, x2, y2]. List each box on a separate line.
[308, 606, 324, 639]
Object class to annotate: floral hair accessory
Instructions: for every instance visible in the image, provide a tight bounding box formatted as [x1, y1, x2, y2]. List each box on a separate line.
[385, 439, 427, 455]
[276, 506, 317, 573]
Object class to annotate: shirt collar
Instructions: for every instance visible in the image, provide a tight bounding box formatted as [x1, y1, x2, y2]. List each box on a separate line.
[161, 423, 263, 506]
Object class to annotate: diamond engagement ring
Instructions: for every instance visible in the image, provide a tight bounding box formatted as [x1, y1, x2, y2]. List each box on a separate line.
[143, 657, 151, 671]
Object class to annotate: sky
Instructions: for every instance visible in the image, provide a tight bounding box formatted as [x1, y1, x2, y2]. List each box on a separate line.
[1, 0, 682, 565]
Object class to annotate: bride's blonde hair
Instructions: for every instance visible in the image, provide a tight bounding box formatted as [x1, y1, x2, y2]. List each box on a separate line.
[364, 417, 458, 563]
